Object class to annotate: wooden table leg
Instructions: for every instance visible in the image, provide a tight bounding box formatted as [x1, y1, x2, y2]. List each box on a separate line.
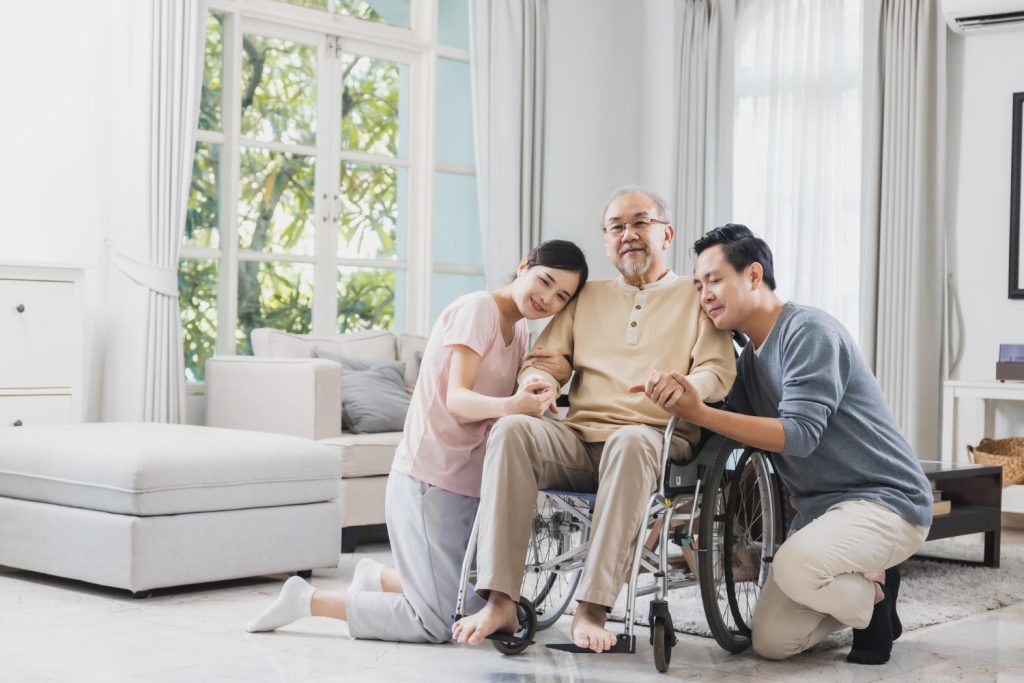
[984, 528, 1000, 568]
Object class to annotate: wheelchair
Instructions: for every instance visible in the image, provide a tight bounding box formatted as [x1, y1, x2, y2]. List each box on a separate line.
[452, 416, 789, 673]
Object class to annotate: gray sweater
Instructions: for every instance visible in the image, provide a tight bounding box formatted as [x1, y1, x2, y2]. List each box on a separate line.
[727, 302, 933, 530]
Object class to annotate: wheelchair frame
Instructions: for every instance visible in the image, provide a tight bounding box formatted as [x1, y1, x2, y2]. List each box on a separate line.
[452, 416, 788, 673]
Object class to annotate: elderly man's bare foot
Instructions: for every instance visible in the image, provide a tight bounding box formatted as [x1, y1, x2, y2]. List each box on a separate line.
[452, 593, 520, 645]
[571, 602, 618, 653]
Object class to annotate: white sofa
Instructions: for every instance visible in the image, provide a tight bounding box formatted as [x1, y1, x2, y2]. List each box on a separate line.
[205, 328, 427, 552]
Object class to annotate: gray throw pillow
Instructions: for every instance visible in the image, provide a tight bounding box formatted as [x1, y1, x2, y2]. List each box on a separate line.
[315, 348, 411, 433]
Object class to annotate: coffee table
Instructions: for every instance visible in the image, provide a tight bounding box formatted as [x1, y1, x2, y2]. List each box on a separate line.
[917, 460, 1002, 568]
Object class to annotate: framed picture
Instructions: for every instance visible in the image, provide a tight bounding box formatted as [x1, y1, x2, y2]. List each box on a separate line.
[1011, 92, 1024, 299]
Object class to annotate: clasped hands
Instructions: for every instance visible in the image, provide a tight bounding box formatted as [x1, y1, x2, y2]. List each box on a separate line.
[628, 370, 704, 420]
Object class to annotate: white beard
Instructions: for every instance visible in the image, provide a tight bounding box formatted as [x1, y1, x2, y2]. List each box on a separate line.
[619, 253, 651, 278]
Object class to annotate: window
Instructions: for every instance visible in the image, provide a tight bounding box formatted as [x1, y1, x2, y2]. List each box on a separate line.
[180, 0, 481, 382]
[732, 0, 862, 339]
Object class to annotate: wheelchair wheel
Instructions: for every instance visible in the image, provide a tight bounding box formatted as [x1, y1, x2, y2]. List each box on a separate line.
[520, 494, 587, 630]
[491, 596, 538, 655]
[651, 618, 672, 673]
[697, 441, 782, 653]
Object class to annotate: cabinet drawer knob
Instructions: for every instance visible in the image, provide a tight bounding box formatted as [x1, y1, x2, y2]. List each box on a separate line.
[16, 304, 25, 313]
[13, 420, 23, 427]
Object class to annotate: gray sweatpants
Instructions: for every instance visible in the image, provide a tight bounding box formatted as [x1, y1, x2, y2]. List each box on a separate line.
[346, 470, 483, 643]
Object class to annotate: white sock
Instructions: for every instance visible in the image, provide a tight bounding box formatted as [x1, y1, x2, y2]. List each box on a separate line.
[245, 576, 316, 633]
[349, 558, 384, 595]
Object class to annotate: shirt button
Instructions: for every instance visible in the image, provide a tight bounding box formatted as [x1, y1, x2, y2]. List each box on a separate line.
[635, 305, 641, 310]
[630, 321, 637, 327]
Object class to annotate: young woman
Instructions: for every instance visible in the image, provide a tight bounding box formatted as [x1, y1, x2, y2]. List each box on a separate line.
[246, 240, 588, 643]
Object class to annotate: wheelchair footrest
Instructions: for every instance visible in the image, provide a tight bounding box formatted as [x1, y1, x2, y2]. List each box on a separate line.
[545, 633, 635, 654]
[485, 632, 534, 647]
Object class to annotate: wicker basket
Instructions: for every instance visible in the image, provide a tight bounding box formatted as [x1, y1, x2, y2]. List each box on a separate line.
[967, 437, 1024, 487]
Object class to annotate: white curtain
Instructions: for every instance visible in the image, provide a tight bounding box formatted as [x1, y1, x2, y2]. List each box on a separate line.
[673, 0, 722, 273]
[861, 0, 946, 457]
[731, 0, 863, 337]
[469, 0, 547, 288]
[102, 0, 204, 423]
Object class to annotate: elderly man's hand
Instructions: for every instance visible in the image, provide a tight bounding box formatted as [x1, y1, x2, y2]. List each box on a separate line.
[529, 345, 572, 384]
[628, 370, 703, 420]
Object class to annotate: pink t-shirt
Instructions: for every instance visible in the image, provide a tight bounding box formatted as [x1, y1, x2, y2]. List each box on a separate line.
[391, 292, 528, 498]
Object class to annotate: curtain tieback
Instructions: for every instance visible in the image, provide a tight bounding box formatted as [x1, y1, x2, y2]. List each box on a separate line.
[106, 241, 179, 297]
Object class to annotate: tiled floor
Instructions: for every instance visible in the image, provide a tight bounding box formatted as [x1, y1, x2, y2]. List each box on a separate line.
[3, 532, 1023, 682]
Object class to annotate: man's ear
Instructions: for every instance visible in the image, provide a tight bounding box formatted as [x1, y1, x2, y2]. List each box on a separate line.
[747, 262, 764, 290]
[662, 223, 676, 250]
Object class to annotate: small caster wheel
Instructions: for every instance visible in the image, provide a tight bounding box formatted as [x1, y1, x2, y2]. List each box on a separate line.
[491, 597, 538, 655]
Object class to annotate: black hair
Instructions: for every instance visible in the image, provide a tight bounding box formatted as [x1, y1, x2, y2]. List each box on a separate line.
[692, 224, 776, 290]
[523, 239, 589, 301]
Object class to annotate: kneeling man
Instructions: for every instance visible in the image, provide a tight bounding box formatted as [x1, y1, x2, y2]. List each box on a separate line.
[632, 224, 932, 664]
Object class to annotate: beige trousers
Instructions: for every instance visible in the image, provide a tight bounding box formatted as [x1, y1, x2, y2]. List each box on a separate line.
[751, 499, 929, 660]
[474, 415, 689, 608]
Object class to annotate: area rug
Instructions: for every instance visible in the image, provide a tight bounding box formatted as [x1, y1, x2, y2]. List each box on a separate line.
[602, 534, 1023, 648]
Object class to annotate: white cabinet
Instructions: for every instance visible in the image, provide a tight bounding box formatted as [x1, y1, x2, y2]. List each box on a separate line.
[0, 263, 84, 427]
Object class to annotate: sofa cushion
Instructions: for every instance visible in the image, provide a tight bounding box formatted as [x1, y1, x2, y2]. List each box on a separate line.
[0, 423, 341, 516]
[320, 431, 401, 478]
[252, 327, 396, 363]
[398, 333, 428, 391]
[314, 349, 411, 434]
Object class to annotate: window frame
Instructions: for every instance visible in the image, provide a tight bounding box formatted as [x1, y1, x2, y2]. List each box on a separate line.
[181, 0, 480, 382]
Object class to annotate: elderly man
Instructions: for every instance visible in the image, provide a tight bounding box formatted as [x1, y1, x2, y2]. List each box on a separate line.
[452, 186, 735, 652]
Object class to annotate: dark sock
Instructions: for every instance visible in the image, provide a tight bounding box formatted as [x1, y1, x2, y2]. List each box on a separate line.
[886, 566, 902, 641]
[846, 582, 893, 665]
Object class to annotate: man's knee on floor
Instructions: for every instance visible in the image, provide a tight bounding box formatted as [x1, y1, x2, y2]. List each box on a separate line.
[751, 628, 798, 661]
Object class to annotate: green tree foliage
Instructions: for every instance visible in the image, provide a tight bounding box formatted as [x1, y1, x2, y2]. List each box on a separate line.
[180, 11, 402, 381]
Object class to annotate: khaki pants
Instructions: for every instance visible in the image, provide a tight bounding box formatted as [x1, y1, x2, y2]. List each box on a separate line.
[474, 415, 689, 608]
[751, 499, 929, 660]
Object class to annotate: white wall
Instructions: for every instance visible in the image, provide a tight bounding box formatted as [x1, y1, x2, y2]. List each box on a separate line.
[542, 0, 676, 280]
[946, 28, 1024, 452]
[0, 2, 116, 421]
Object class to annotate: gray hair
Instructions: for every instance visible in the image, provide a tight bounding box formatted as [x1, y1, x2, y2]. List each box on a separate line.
[599, 185, 670, 226]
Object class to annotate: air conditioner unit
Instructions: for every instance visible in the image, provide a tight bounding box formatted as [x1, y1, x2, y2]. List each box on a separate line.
[942, 0, 1024, 34]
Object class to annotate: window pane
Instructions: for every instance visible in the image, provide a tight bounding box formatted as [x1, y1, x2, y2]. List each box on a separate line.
[432, 272, 484, 321]
[339, 162, 407, 260]
[185, 142, 220, 248]
[338, 267, 403, 332]
[179, 259, 218, 382]
[336, 0, 411, 28]
[239, 149, 315, 255]
[433, 172, 481, 266]
[438, 0, 470, 50]
[236, 261, 314, 355]
[240, 34, 317, 146]
[436, 58, 474, 166]
[200, 12, 223, 131]
[341, 53, 409, 158]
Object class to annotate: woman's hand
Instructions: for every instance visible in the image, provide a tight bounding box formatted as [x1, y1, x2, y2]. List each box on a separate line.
[529, 345, 572, 384]
[507, 378, 558, 417]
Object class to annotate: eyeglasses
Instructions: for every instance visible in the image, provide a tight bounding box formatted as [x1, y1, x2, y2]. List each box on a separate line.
[602, 217, 669, 237]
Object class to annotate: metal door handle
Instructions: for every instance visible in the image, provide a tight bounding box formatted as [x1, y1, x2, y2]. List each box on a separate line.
[13, 420, 23, 427]
[16, 304, 25, 313]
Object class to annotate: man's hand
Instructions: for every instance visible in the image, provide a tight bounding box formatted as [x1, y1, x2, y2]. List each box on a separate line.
[529, 345, 572, 384]
[628, 370, 704, 420]
[507, 377, 559, 417]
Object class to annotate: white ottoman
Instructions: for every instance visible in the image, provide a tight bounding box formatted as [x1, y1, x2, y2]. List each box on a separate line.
[0, 423, 342, 595]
